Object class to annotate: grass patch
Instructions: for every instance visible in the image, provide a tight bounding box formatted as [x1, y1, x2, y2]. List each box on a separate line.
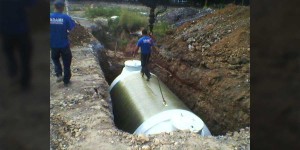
[152, 22, 170, 39]
[85, 7, 147, 32]
[118, 9, 148, 32]
[85, 7, 122, 18]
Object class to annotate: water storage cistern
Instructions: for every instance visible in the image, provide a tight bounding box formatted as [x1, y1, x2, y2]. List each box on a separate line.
[109, 60, 211, 136]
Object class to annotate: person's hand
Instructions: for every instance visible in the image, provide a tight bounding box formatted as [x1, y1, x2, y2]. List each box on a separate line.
[131, 50, 136, 57]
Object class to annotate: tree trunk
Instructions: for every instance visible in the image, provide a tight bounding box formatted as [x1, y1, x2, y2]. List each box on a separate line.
[205, 0, 208, 7]
[242, 0, 244, 5]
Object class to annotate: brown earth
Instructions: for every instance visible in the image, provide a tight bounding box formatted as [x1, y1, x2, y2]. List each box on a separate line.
[69, 23, 92, 47]
[50, 33, 250, 150]
[50, 3, 250, 149]
[149, 4, 250, 135]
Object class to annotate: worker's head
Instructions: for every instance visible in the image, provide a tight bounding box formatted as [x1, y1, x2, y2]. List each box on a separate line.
[142, 29, 148, 35]
[54, 0, 65, 12]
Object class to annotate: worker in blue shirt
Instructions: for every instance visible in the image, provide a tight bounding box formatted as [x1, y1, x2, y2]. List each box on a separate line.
[50, 0, 75, 86]
[133, 29, 155, 81]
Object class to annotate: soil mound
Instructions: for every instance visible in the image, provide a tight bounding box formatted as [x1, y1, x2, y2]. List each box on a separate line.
[151, 4, 250, 135]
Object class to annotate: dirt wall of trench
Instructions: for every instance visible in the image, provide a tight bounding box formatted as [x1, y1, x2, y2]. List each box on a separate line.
[150, 5, 250, 135]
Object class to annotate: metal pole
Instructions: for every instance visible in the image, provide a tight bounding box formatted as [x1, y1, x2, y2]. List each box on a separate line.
[65, 0, 69, 15]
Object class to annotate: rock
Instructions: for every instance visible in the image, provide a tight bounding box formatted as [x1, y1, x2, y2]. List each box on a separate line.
[93, 17, 108, 27]
[239, 56, 249, 64]
[188, 44, 194, 51]
[187, 37, 195, 43]
[137, 134, 149, 143]
[202, 43, 210, 49]
[141, 145, 151, 150]
[153, 138, 160, 145]
[228, 57, 239, 65]
[90, 106, 101, 110]
[131, 145, 139, 150]
[195, 46, 202, 51]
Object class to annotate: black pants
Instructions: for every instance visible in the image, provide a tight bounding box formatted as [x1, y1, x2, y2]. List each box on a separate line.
[51, 47, 72, 84]
[2, 33, 32, 87]
[141, 53, 151, 79]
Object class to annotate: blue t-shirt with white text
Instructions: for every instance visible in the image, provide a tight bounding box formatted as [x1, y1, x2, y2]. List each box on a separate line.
[50, 12, 75, 48]
[137, 36, 153, 54]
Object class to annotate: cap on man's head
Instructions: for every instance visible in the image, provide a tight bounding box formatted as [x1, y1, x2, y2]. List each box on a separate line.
[54, 0, 65, 8]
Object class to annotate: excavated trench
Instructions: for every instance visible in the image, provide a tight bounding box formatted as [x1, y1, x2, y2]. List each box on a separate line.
[91, 33, 248, 136]
[88, 5, 250, 135]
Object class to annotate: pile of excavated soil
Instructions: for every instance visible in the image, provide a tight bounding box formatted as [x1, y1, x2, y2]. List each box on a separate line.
[69, 23, 92, 47]
[157, 7, 214, 26]
[150, 4, 250, 135]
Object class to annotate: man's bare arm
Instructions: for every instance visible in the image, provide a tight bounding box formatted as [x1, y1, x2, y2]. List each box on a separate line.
[133, 45, 139, 56]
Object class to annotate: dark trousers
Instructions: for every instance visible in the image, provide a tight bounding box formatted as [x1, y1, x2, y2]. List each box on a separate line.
[51, 47, 72, 83]
[2, 33, 32, 87]
[141, 53, 151, 79]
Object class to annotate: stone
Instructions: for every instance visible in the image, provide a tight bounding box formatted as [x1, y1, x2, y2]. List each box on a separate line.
[187, 37, 195, 43]
[137, 134, 149, 143]
[202, 43, 210, 49]
[93, 17, 108, 27]
[153, 138, 160, 145]
[196, 46, 202, 51]
[188, 44, 194, 51]
[141, 145, 151, 150]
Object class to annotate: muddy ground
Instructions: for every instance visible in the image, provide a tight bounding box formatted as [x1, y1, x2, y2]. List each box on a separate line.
[50, 2, 250, 150]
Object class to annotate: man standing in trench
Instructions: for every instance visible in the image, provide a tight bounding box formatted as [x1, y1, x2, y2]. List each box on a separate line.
[133, 29, 155, 81]
[50, 0, 75, 86]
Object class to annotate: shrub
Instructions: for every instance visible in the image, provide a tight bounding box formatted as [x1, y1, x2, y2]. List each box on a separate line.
[118, 9, 148, 32]
[152, 22, 170, 39]
[85, 7, 122, 18]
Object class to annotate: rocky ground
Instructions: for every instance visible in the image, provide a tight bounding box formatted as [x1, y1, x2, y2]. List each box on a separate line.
[150, 4, 250, 135]
[50, 2, 250, 150]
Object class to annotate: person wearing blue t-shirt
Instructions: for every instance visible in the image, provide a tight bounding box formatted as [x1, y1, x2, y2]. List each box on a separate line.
[133, 29, 155, 81]
[50, 0, 75, 86]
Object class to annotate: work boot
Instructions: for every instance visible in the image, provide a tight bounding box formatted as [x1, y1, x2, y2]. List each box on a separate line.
[56, 75, 63, 83]
[146, 76, 151, 81]
[64, 80, 71, 87]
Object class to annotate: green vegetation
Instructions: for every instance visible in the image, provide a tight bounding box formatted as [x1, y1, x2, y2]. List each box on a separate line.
[119, 39, 129, 47]
[118, 9, 147, 32]
[85, 6, 170, 50]
[70, 6, 82, 11]
[153, 22, 170, 40]
[87, 7, 148, 33]
[85, 7, 122, 18]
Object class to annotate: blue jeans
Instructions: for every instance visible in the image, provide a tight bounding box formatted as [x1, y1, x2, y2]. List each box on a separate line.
[51, 46, 72, 84]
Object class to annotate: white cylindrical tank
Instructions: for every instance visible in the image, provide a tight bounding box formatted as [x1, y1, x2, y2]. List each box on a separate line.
[110, 60, 211, 136]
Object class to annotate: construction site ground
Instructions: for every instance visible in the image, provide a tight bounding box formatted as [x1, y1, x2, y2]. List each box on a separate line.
[50, 2, 250, 150]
